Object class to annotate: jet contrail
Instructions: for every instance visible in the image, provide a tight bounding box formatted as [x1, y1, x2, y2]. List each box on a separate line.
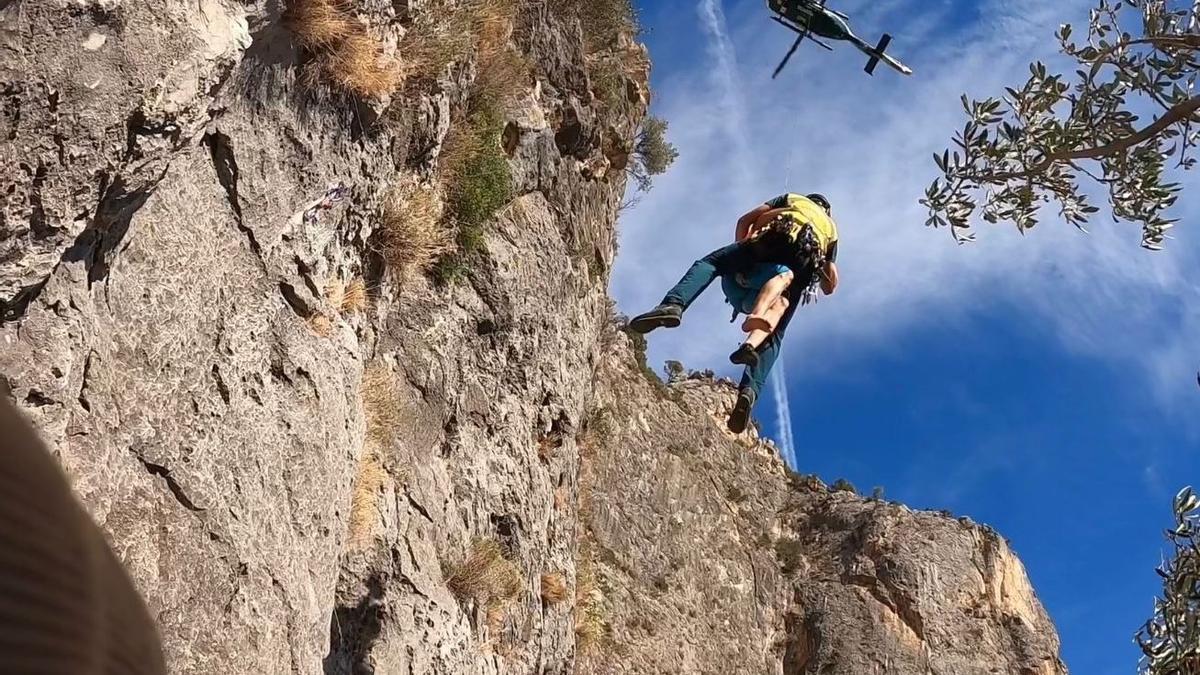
[697, 0, 754, 192]
[771, 355, 798, 467]
[697, 0, 799, 468]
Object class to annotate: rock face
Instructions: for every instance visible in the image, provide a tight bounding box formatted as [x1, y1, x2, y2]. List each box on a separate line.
[0, 1, 1066, 675]
[582, 352, 1067, 675]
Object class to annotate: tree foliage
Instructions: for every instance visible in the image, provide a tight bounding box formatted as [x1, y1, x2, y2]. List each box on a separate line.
[924, 0, 1200, 250]
[663, 359, 686, 382]
[1138, 486, 1200, 675]
[630, 115, 679, 192]
[831, 478, 858, 494]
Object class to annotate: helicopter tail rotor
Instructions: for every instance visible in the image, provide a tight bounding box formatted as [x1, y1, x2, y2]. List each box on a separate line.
[864, 33, 913, 76]
[864, 34, 891, 75]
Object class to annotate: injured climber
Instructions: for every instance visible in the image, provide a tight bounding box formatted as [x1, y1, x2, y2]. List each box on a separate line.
[724, 263, 794, 367]
[628, 192, 839, 434]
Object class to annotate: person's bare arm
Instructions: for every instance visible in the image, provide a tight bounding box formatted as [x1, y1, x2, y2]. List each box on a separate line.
[735, 204, 774, 241]
[820, 261, 839, 295]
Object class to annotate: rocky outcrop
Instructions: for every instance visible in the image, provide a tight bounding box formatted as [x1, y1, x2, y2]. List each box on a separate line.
[582, 346, 1067, 675]
[0, 1, 1066, 674]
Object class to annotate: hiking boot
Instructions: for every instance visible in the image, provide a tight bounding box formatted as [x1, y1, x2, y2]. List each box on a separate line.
[729, 343, 760, 369]
[628, 303, 683, 334]
[727, 388, 757, 434]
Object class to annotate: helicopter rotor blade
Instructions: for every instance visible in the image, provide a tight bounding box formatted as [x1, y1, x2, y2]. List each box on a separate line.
[772, 33, 806, 79]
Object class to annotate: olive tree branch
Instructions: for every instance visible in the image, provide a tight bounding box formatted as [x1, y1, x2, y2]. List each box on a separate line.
[954, 95, 1200, 182]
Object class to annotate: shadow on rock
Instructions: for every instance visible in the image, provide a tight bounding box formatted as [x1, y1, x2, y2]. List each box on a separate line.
[323, 574, 386, 675]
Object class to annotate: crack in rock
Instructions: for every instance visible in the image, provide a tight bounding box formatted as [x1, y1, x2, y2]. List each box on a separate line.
[204, 129, 263, 259]
[77, 350, 95, 412]
[136, 456, 205, 512]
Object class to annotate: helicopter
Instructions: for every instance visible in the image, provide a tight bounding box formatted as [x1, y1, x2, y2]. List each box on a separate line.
[768, 0, 913, 78]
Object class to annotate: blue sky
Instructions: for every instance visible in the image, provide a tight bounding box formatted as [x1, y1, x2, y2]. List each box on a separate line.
[611, 1, 1200, 673]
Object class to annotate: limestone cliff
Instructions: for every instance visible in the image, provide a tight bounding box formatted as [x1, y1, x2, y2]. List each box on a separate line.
[581, 345, 1067, 675]
[0, 1, 1066, 674]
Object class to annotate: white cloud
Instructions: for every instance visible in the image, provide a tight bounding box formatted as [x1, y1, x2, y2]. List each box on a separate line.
[612, 0, 1200, 417]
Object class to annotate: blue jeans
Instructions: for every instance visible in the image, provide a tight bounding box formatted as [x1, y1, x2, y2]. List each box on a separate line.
[660, 236, 811, 399]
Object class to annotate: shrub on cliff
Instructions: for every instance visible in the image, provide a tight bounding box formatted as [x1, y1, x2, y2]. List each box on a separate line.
[629, 116, 679, 192]
[831, 478, 858, 495]
[774, 537, 804, 576]
[434, 102, 514, 283]
[443, 105, 512, 243]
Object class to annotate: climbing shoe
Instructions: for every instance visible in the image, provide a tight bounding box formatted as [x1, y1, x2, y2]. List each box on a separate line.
[628, 303, 683, 334]
[729, 343, 760, 369]
[727, 388, 756, 434]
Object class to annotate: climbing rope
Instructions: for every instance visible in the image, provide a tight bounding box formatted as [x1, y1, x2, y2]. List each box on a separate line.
[779, 96, 805, 191]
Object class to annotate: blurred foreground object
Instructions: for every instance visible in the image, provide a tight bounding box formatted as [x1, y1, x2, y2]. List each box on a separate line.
[0, 397, 165, 675]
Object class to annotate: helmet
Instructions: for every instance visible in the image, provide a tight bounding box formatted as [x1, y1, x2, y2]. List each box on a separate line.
[806, 193, 831, 214]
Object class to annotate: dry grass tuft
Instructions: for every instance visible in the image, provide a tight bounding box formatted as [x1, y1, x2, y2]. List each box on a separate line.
[398, 0, 527, 99]
[283, 0, 356, 50]
[342, 277, 367, 312]
[308, 313, 334, 337]
[317, 33, 402, 97]
[361, 364, 403, 447]
[347, 450, 387, 550]
[468, 0, 528, 110]
[471, 0, 517, 59]
[347, 364, 404, 549]
[472, 46, 529, 112]
[379, 183, 456, 276]
[399, 0, 473, 83]
[485, 599, 508, 635]
[285, 0, 401, 97]
[325, 276, 367, 313]
[438, 121, 485, 190]
[574, 543, 607, 654]
[537, 434, 561, 463]
[447, 539, 523, 604]
[540, 572, 569, 605]
[324, 277, 346, 310]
